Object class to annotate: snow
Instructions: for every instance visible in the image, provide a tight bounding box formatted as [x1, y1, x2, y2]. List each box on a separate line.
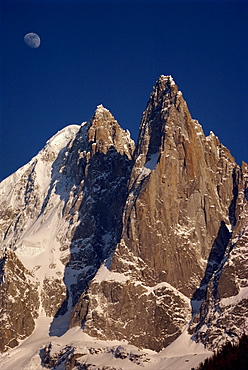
[221, 286, 248, 307]
[45, 125, 80, 150]
[144, 153, 159, 170]
[160, 75, 176, 86]
[93, 263, 130, 283]
[191, 299, 204, 317]
[0, 317, 52, 370]
[174, 223, 195, 238]
[0, 125, 80, 194]
[138, 281, 190, 304]
[17, 241, 46, 256]
[0, 118, 225, 369]
[15, 200, 66, 281]
[157, 325, 212, 369]
[0, 317, 212, 370]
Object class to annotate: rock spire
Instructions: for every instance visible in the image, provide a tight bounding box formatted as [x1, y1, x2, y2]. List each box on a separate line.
[0, 76, 247, 360]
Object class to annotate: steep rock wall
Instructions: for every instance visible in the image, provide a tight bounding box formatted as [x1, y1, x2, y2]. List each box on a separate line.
[189, 161, 248, 349]
[0, 76, 247, 355]
[71, 76, 241, 351]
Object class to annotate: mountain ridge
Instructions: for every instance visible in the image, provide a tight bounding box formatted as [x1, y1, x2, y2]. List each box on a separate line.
[0, 75, 247, 369]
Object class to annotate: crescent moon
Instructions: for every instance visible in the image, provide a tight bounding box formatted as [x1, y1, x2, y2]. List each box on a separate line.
[24, 33, 41, 48]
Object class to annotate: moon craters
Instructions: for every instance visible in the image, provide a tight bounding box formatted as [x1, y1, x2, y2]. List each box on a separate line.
[24, 33, 41, 48]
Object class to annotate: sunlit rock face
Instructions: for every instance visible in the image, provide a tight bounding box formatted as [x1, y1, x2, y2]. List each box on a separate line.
[0, 251, 39, 351]
[70, 76, 247, 351]
[0, 76, 247, 355]
[112, 75, 237, 295]
[189, 161, 248, 349]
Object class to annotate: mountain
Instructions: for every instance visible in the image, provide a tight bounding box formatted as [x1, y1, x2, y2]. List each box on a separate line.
[0, 75, 247, 369]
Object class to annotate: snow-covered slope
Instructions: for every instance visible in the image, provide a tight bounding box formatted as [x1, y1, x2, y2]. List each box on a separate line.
[0, 106, 135, 352]
[0, 76, 247, 369]
[0, 316, 212, 370]
[0, 124, 81, 350]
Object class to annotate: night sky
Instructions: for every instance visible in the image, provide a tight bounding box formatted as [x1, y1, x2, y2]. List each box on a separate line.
[1, 0, 247, 181]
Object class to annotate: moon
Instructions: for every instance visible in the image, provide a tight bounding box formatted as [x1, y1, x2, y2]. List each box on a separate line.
[24, 33, 41, 48]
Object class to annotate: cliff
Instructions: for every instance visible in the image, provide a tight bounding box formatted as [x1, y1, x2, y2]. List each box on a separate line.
[0, 76, 247, 368]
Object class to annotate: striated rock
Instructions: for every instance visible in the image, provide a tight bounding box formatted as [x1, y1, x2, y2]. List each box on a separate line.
[71, 267, 191, 351]
[88, 105, 134, 159]
[189, 161, 248, 349]
[0, 75, 247, 357]
[0, 251, 39, 351]
[41, 277, 67, 317]
[50, 106, 134, 317]
[71, 75, 246, 352]
[116, 75, 236, 295]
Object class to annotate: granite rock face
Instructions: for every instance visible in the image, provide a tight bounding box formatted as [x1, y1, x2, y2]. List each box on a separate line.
[0, 76, 247, 356]
[189, 161, 248, 349]
[0, 251, 39, 351]
[70, 76, 247, 351]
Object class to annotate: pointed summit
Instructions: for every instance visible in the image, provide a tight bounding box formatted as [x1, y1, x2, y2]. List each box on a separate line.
[133, 75, 184, 172]
[1, 76, 247, 362]
[88, 105, 134, 158]
[148, 75, 178, 109]
[91, 104, 114, 125]
[154, 74, 177, 92]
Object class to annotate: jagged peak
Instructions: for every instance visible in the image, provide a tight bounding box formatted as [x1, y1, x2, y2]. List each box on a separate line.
[89, 104, 121, 134]
[94, 104, 110, 115]
[151, 74, 179, 101]
[91, 104, 115, 125]
[88, 105, 135, 159]
[95, 103, 107, 111]
[134, 75, 182, 162]
[158, 74, 176, 85]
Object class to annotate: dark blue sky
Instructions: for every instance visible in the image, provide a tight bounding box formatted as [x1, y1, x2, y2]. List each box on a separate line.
[1, 0, 247, 181]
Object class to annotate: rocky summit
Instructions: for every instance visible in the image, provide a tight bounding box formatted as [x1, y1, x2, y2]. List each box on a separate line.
[0, 75, 247, 369]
